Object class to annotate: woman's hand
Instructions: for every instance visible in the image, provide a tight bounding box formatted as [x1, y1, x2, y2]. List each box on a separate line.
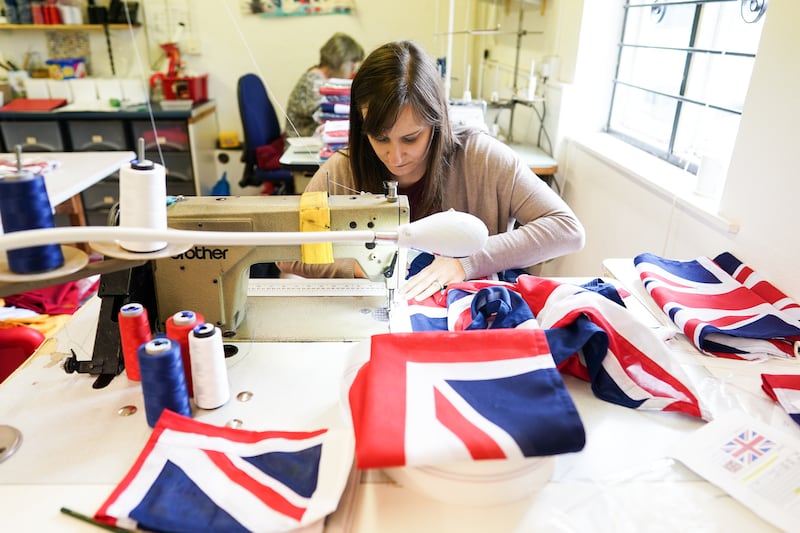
[399, 256, 466, 301]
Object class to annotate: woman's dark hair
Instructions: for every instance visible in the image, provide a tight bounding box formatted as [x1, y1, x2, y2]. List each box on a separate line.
[348, 40, 456, 219]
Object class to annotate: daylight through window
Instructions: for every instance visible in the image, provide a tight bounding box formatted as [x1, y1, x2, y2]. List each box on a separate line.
[607, 0, 767, 175]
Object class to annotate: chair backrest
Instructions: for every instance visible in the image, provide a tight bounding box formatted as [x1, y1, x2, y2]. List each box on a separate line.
[237, 73, 283, 186]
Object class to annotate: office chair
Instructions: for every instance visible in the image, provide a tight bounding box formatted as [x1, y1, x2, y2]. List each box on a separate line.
[237, 73, 293, 194]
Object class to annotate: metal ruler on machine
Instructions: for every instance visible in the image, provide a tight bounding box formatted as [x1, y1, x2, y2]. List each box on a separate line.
[241, 278, 392, 341]
[247, 278, 388, 297]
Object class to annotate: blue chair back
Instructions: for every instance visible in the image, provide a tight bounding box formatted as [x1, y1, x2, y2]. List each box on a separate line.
[237, 73, 293, 192]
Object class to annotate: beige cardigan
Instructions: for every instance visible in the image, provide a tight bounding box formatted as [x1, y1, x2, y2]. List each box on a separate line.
[279, 128, 585, 280]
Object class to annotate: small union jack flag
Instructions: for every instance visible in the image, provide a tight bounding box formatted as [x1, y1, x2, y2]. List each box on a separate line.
[721, 428, 776, 465]
[95, 410, 344, 532]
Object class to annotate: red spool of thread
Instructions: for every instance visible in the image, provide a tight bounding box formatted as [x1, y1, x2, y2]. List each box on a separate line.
[165, 309, 204, 396]
[118, 303, 152, 381]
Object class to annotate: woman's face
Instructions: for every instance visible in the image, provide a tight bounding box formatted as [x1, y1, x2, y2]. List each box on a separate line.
[364, 104, 433, 187]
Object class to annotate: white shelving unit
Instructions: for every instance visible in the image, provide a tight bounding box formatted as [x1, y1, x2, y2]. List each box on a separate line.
[444, 0, 547, 143]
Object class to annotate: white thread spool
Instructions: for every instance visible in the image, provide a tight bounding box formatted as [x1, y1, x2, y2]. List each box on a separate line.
[491, 64, 500, 102]
[462, 64, 472, 102]
[526, 60, 537, 101]
[118, 139, 167, 252]
[694, 154, 727, 198]
[188, 323, 230, 410]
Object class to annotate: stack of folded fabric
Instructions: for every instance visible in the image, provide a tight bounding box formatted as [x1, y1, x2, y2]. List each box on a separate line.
[0, 156, 60, 177]
[319, 119, 349, 162]
[316, 78, 352, 161]
[316, 77, 352, 123]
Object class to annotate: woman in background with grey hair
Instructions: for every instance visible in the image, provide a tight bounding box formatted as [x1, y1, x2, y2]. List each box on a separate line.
[284, 32, 364, 137]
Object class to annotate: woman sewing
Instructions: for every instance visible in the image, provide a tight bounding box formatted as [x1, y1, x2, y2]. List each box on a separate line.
[279, 40, 585, 301]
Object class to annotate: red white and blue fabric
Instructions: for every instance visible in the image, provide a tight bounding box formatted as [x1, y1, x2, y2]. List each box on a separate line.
[349, 328, 586, 469]
[714, 252, 800, 322]
[95, 410, 340, 533]
[388, 275, 708, 430]
[761, 374, 800, 428]
[634, 252, 800, 361]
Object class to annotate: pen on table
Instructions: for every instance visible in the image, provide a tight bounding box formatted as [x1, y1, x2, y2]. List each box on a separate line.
[60, 507, 133, 532]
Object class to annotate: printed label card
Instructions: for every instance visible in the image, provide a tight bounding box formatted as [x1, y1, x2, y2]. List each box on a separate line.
[670, 410, 800, 532]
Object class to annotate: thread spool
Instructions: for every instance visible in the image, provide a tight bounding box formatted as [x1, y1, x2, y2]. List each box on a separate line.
[118, 303, 152, 381]
[137, 337, 191, 427]
[527, 59, 537, 101]
[165, 310, 204, 397]
[118, 138, 167, 252]
[462, 63, 472, 102]
[188, 323, 230, 410]
[0, 171, 64, 274]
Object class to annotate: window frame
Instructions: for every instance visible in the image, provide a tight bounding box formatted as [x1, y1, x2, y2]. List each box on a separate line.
[605, 0, 765, 173]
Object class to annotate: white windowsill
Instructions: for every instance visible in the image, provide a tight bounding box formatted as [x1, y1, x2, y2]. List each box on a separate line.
[568, 132, 739, 234]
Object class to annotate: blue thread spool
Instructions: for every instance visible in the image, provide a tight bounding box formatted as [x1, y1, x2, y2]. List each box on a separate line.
[0, 171, 64, 273]
[137, 337, 191, 427]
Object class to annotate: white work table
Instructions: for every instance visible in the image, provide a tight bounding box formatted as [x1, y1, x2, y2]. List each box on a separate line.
[1, 263, 798, 531]
[1, 150, 134, 206]
[0, 151, 134, 233]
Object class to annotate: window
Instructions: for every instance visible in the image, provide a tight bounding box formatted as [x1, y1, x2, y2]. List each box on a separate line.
[606, 0, 767, 174]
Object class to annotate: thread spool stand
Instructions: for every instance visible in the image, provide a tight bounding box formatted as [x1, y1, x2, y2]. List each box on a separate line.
[64, 261, 159, 389]
[63, 140, 162, 389]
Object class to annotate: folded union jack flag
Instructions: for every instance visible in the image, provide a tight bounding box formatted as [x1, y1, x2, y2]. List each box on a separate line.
[389, 275, 708, 421]
[349, 328, 586, 469]
[95, 410, 351, 533]
[634, 252, 800, 361]
[761, 374, 800, 427]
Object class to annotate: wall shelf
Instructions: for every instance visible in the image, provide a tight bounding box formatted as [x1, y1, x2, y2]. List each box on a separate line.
[0, 24, 138, 31]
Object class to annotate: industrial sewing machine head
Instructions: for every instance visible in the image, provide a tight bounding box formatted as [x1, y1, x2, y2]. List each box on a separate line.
[1, 181, 496, 383]
[152, 193, 409, 340]
[0, 187, 486, 385]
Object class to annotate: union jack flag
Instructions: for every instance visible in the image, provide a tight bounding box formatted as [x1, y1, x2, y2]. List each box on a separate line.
[714, 252, 800, 321]
[95, 410, 342, 533]
[721, 428, 776, 465]
[349, 328, 586, 469]
[761, 374, 800, 427]
[634, 252, 800, 361]
[389, 275, 708, 422]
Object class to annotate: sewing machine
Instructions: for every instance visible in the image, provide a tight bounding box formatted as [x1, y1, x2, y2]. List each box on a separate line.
[1, 191, 435, 386]
[151, 193, 409, 340]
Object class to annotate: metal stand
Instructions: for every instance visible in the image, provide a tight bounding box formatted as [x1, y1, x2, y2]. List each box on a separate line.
[63, 262, 159, 389]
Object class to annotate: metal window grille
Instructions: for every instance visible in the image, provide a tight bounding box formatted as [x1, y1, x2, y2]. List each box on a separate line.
[606, 0, 767, 173]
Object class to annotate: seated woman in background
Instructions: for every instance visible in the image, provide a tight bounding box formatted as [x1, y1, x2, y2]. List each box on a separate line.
[284, 32, 364, 137]
[279, 40, 585, 301]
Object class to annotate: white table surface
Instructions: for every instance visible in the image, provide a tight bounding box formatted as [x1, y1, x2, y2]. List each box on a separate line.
[280, 138, 323, 168]
[43, 151, 135, 206]
[1, 151, 134, 206]
[505, 142, 558, 170]
[1, 264, 799, 532]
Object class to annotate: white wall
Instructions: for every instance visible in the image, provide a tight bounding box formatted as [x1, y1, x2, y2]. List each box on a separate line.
[185, 0, 446, 134]
[0, 0, 569, 137]
[0, 0, 453, 133]
[543, 0, 800, 302]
